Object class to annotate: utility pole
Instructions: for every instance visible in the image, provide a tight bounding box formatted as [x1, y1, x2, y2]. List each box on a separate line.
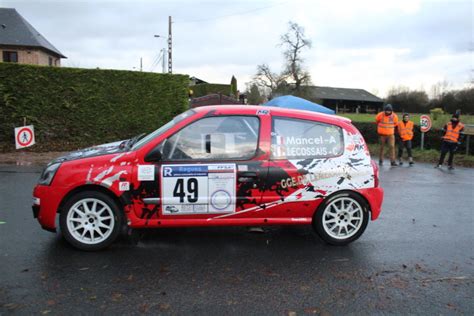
[140, 57, 142, 72]
[168, 16, 172, 73]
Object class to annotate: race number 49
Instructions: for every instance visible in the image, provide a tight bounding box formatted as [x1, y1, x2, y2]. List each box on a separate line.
[173, 178, 199, 203]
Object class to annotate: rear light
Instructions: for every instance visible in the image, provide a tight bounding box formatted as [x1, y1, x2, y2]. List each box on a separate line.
[371, 160, 379, 187]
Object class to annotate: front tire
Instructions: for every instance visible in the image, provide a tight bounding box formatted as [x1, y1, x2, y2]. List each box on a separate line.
[313, 192, 369, 246]
[60, 191, 122, 251]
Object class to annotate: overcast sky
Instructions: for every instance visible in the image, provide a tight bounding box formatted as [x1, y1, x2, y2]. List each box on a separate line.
[1, 0, 472, 97]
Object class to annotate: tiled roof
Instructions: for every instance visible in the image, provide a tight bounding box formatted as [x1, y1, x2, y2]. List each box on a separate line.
[306, 86, 382, 102]
[0, 8, 66, 58]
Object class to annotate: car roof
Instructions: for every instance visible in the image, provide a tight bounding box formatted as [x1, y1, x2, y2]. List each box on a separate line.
[192, 105, 351, 125]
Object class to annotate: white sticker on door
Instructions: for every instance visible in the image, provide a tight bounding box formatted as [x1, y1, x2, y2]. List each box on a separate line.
[138, 165, 155, 181]
[161, 164, 236, 215]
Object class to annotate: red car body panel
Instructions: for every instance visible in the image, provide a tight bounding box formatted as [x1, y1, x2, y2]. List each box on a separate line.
[33, 105, 383, 232]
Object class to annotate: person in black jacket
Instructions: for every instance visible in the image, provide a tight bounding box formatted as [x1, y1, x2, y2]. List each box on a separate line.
[436, 113, 464, 170]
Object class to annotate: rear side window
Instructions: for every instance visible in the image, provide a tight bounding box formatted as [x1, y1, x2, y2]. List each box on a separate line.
[271, 117, 344, 159]
[162, 116, 260, 161]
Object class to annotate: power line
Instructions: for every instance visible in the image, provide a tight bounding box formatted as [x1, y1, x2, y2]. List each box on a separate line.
[149, 55, 159, 72]
[149, 51, 163, 72]
[174, 1, 288, 23]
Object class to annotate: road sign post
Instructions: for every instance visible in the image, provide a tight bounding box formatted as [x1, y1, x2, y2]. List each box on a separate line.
[421, 132, 425, 150]
[419, 115, 432, 150]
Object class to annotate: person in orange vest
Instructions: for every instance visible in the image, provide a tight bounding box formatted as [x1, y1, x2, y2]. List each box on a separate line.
[436, 113, 464, 169]
[375, 104, 399, 166]
[397, 113, 414, 166]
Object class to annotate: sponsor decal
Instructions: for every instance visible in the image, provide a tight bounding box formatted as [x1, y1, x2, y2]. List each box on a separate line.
[138, 165, 155, 181]
[119, 181, 130, 191]
[238, 164, 248, 171]
[256, 109, 270, 115]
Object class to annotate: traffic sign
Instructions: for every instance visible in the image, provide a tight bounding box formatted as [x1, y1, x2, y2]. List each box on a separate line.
[420, 115, 432, 133]
[15, 125, 35, 149]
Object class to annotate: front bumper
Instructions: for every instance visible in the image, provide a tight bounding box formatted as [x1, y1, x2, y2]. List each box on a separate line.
[32, 185, 65, 232]
[32, 204, 40, 218]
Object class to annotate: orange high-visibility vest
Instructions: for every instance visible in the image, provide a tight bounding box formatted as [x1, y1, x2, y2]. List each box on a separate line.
[443, 122, 464, 143]
[398, 121, 414, 141]
[376, 112, 398, 136]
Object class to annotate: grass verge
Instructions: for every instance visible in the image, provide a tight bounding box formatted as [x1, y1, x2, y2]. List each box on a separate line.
[366, 143, 474, 168]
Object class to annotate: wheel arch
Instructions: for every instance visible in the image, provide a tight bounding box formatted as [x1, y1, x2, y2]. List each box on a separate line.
[314, 189, 371, 219]
[58, 184, 124, 215]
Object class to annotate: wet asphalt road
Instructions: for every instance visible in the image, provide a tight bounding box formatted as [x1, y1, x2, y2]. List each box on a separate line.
[0, 162, 473, 315]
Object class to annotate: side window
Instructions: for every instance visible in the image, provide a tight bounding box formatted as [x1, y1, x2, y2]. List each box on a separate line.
[162, 116, 259, 160]
[271, 117, 343, 159]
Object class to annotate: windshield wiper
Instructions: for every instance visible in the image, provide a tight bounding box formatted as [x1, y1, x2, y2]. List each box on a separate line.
[124, 133, 146, 150]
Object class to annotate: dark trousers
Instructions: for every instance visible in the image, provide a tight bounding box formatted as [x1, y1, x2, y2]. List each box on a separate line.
[438, 141, 457, 166]
[398, 140, 412, 159]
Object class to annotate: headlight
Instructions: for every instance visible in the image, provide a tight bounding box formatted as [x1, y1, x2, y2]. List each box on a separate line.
[38, 163, 61, 186]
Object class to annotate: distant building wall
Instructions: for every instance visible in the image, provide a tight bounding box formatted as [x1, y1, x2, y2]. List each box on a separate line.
[0, 46, 61, 66]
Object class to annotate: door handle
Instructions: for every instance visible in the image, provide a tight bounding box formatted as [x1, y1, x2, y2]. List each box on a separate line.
[238, 171, 257, 177]
[238, 171, 257, 183]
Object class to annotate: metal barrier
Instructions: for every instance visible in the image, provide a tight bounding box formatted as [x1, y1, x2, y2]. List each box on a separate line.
[464, 124, 474, 155]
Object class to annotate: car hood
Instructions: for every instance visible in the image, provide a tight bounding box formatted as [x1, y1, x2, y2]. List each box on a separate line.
[51, 140, 128, 164]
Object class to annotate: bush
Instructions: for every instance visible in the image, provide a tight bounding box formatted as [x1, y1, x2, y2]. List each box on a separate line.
[0, 63, 189, 151]
[430, 108, 444, 120]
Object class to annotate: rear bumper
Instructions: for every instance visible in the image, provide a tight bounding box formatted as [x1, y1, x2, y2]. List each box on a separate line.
[358, 187, 384, 220]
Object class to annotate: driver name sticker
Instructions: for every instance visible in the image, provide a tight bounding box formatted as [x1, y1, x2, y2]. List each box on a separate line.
[161, 164, 236, 215]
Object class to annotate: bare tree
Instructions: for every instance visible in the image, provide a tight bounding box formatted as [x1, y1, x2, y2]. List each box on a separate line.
[253, 64, 286, 93]
[280, 22, 312, 91]
[430, 80, 450, 99]
[250, 21, 312, 99]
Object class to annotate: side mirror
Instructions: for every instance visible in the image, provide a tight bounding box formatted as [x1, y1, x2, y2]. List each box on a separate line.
[144, 146, 162, 163]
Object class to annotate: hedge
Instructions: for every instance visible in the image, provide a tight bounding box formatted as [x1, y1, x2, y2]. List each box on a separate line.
[190, 83, 231, 98]
[0, 63, 189, 151]
[352, 122, 474, 155]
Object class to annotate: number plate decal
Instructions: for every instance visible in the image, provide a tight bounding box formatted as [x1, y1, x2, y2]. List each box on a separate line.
[161, 164, 236, 215]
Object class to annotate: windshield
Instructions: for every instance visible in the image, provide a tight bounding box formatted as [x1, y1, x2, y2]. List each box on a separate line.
[132, 109, 196, 150]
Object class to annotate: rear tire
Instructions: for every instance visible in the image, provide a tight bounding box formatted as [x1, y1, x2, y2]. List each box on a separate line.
[60, 191, 122, 251]
[313, 192, 369, 246]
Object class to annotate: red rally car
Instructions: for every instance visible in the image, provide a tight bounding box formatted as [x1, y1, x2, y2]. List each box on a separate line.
[33, 105, 384, 250]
